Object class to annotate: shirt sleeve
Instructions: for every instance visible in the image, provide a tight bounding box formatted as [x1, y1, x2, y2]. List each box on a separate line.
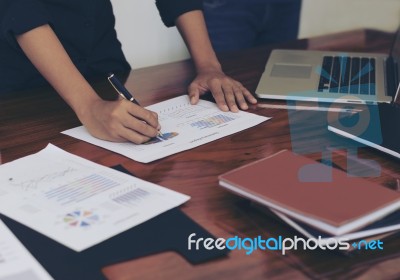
[155, 0, 203, 27]
[0, 0, 50, 48]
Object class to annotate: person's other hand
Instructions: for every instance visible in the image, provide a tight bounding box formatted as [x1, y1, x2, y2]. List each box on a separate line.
[80, 99, 160, 144]
[188, 68, 257, 112]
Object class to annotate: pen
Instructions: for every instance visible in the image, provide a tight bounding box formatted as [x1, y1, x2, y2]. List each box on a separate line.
[107, 73, 163, 137]
[107, 73, 140, 105]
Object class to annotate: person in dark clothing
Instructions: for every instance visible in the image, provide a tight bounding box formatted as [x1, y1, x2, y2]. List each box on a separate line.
[203, 0, 302, 52]
[0, 0, 257, 144]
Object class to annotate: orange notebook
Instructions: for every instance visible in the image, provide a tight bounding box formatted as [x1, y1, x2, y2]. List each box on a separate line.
[218, 150, 400, 235]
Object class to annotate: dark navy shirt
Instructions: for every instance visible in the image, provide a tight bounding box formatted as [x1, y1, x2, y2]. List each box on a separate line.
[0, 0, 202, 93]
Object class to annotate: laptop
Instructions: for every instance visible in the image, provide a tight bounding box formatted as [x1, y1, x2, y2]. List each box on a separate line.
[255, 27, 400, 104]
[327, 83, 400, 159]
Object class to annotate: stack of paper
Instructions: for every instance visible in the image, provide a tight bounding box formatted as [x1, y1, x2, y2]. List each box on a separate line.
[0, 219, 53, 280]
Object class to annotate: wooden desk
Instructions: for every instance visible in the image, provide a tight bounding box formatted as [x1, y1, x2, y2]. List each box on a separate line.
[1, 29, 400, 280]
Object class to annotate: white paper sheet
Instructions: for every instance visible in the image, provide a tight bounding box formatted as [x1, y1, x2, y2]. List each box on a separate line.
[0, 219, 53, 280]
[0, 145, 189, 252]
[63, 95, 270, 163]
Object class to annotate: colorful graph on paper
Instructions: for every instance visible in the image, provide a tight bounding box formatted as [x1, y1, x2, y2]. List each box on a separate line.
[111, 188, 150, 207]
[190, 114, 236, 129]
[63, 210, 99, 228]
[44, 174, 120, 205]
[144, 132, 179, 145]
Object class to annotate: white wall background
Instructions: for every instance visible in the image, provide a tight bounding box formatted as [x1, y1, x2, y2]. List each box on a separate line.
[110, 0, 188, 69]
[111, 0, 400, 69]
[299, 0, 400, 38]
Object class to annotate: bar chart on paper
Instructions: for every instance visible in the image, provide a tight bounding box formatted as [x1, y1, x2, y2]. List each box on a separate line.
[111, 187, 150, 207]
[44, 174, 121, 206]
[190, 114, 236, 129]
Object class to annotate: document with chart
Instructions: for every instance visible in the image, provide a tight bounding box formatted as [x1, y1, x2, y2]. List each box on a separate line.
[63, 95, 269, 163]
[0, 219, 53, 280]
[0, 145, 189, 252]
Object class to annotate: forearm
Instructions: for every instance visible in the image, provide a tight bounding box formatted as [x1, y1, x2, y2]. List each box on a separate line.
[175, 10, 222, 73]
[16, 24, 99, 120]
[16, 24, 159, 143]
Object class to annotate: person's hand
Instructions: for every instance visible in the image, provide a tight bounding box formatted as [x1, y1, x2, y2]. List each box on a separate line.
[79, 98, 160, 144]
[188, 68, 257, 112]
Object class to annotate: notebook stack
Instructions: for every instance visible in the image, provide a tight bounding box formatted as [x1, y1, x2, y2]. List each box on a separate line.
[218, 150, 400, 249]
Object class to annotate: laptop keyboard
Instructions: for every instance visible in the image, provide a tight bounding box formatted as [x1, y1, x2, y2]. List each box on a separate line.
[318, 56, 376, 95]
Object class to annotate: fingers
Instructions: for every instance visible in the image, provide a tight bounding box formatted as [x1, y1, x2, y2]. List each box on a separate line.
[222, 82, 239, 112]
[232, 84, 248, 111]
[189, 71, 257, 112]
[126, 104, 159, 131]
[241, 84, 258, 105]
[84, 99, 161, 144]
[113, 123, 152, 144]
[210, 78, 256, 112]
[121, 103, 159, 141]
[117, 124, 153, 144]
[188, 84, 200, 105]
[209, 78, 229, 112]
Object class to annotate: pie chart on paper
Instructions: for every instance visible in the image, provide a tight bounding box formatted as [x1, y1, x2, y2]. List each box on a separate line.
[63, 210, 99, 228]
